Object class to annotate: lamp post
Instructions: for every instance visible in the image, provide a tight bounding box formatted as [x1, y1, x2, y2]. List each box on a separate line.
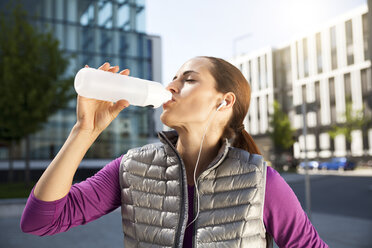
[296, 101, 318, 221]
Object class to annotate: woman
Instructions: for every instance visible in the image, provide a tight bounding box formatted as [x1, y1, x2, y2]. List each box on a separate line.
[21, 57, 328, 247]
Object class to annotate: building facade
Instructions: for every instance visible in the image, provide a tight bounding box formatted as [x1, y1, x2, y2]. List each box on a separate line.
[0, 0, 162, 160]
[233, 5, 372, 161]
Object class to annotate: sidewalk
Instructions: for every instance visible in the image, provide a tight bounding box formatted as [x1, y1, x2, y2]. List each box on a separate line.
[1, 174, 371, 248]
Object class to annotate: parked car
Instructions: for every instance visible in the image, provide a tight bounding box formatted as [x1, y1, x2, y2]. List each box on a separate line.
[299, 160, 319, 170]
[271, 153, 299, 171]
[319, 157, 356, 170]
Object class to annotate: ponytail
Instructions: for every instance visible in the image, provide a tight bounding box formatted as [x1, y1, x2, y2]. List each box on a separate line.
[222, 126, 262, 155]
[237, 130, 262, 155]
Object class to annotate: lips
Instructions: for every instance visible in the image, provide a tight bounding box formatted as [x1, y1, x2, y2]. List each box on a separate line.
[163, 96, 176, 107]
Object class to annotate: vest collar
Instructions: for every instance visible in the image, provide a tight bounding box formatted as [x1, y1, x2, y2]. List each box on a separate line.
[158, 129, 232, 171]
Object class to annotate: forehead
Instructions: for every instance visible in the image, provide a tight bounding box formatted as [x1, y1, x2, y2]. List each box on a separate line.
[177, 58, 214, 79]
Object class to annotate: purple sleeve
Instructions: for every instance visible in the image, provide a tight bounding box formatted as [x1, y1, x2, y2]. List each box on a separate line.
[263, 166, 328, 248]
[20, 155, 123, 236]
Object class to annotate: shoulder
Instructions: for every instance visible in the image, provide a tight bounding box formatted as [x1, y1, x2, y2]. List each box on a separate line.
[120, 142, 167, 167]
[228, 147, 265, 169]
[265, 166, 298, 203]
[124, 142, 165, 157]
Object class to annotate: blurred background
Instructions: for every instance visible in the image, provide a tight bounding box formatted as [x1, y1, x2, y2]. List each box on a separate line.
[0, 0, 371, 247]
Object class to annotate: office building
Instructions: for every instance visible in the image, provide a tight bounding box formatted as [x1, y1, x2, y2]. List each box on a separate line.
[233, 5, 372, 161]
[0, 0, 162, 160]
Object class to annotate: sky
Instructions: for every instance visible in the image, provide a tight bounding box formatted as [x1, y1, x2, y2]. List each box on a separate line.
[145, 0, 367, 84]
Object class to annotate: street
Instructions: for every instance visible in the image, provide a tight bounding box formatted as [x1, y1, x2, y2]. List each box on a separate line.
[288, 175, 372, 220]
[0, 173, 371, 247]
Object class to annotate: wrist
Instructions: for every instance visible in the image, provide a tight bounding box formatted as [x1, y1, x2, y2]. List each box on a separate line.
[71, 123, 101, 140]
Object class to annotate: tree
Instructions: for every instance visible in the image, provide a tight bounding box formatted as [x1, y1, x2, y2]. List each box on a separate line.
[0, 3, 74, 184]
[268, 100, 296, 169]
[328, 97, 370, 156]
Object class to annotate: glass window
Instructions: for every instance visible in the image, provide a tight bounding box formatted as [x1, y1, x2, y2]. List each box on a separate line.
[361, 68, 372, 94]
[302, 84, 307, 103]
[98, 1, 112, 28]
[296, 41, 300, 79]
[316, 32, 322, 73]
[303, 38, 309, 77]
[80, 3, 94, 26]
[117, 3, 130, 31]
[258, 57, 261, 89]
[315, 81, 321, 124]
[362, 13, 369, 61]
[136, 4, 146, 33]
[345, 20, 354, 65]
[344, 73, 351, 100]
[330, 26, 338, 70]
[329, 77, 335, 104]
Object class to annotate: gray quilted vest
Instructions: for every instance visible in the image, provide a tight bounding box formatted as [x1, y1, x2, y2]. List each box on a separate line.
[119, 130, 272, 247]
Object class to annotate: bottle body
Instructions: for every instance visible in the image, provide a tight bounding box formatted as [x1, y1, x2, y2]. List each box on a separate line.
[74, 68, 171, 108]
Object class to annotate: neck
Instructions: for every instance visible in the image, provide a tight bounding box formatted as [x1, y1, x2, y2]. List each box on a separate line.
[175, 127, 223, 185]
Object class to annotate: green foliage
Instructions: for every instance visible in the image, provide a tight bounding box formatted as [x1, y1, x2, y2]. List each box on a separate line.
[328, 97, 370, 143]
[0, 3, 74, 143]
[268, 100, 296, 152]
[0, 181, 36, 199]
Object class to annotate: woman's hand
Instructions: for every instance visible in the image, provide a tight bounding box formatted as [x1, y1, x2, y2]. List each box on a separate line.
[75, 62, 130, 135]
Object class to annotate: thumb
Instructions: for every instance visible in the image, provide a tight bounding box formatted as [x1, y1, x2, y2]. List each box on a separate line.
[111, 99, 130, 116]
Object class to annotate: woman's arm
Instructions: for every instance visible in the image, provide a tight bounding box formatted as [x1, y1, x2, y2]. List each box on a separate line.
[263, 166, 329, 248]
[20, 155, 122, 235]
[33, 63, 129, 202]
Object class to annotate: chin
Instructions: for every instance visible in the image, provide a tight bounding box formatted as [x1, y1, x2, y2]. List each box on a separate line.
[160, 111, 178, 129]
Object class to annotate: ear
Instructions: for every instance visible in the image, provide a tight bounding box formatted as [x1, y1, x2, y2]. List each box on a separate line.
[222, 92, 235, 109]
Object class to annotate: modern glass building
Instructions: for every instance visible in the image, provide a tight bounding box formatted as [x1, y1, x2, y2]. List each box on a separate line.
[0, 0, 162, 160]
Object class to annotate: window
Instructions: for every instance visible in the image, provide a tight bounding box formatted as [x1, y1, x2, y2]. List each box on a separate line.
[98, 1, 112, 28]
[302, 84, 307, 103]
[362, 13, 369, 61]
[345, 20, 354, 65]
[361, 68, 372, 94]
[303, 38, 309, 77]
[248, 60, 252, 85]
[329, 77, 335, 104]
[344, 73, 351, 101]
[258, 57, 261, 89]
[316, 33, 322, 73]
[296, 41, 300, 79]
[315, 81, 321, 124]
[330, 26, 338, 70]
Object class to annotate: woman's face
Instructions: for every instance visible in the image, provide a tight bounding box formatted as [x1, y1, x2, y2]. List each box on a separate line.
[160, 58, 224, 130]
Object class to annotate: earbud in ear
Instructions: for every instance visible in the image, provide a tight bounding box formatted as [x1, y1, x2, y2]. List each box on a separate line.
[216, 100, 227, 111]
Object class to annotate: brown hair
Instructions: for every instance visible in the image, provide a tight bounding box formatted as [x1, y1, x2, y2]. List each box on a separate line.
[198, 56, 261, 155]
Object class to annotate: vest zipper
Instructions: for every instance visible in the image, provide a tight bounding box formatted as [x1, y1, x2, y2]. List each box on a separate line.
[192, 144, 230, 248]
[159, 132, 188, 248]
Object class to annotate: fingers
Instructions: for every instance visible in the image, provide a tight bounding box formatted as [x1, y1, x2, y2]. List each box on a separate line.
[111, 99, 130, 116]
[95, 62, 129, 75]
[119, 69, 130, 76]
[98, 62, 110, 71]
[108, 66, 119, 73]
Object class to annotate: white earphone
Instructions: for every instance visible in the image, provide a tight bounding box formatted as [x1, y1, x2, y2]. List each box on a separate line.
[216, 100, 227, 111]
[186, 99, 228, 229]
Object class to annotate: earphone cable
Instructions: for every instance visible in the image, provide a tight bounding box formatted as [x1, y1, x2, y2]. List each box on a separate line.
[186, 107, 220, 228]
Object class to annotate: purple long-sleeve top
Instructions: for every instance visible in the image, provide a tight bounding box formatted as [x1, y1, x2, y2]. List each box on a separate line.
[20, 155, 328, 247]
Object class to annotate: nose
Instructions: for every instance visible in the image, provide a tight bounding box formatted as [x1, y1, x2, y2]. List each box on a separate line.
[165, 80, 179, 94]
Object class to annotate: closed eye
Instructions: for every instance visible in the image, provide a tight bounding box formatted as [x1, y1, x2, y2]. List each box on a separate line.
[185, 79, 196, 82]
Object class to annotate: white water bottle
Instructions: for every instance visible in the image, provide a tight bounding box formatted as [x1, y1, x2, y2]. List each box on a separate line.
[74, 68, 172, 108]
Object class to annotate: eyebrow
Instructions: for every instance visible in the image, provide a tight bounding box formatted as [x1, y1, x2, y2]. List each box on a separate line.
[172, 70, 199, 80]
